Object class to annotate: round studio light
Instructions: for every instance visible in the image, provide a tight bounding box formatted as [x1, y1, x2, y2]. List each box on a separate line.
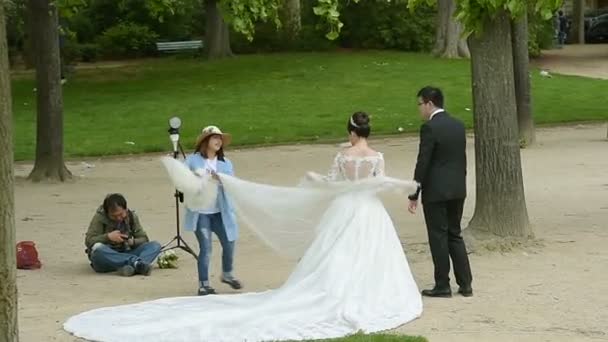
[169, 117, 182, 129]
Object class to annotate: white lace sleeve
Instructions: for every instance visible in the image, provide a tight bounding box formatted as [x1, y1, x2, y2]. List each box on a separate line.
[375, 153, 385, 177]
[325, 152, 342, 181]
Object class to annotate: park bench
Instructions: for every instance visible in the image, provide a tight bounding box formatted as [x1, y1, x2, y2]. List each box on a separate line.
[156, 40, 203, 53]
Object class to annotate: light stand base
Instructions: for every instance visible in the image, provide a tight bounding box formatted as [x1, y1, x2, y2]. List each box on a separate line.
[162, 236, 198, 259]
[161, 142, 198, 260]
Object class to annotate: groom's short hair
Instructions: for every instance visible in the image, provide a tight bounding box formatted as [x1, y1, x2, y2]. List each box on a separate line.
[417, 86, 444, 108]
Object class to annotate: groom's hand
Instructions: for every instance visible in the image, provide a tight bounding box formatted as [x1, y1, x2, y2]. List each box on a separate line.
[408, 200, 418, 214]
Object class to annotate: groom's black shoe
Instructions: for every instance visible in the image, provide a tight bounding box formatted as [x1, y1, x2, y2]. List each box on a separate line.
[421, 287, 452, 298]
[458, 286, 473, 297]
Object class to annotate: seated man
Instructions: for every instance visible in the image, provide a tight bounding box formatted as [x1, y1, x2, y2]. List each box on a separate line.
[85, 193, 162, 276]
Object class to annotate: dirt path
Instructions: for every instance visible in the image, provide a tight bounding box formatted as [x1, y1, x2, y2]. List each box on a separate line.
[14, 124, 608, 342]
[533, 44, 608, 79]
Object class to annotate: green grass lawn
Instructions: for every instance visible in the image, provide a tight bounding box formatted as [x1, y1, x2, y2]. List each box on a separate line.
[10, 51, 608, 161]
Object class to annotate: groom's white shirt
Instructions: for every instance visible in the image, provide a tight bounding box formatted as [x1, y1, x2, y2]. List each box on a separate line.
[430, 108, 445, 120]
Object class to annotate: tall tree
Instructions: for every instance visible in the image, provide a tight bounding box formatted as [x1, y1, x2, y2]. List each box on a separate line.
[205, 0, 233, 59]
[149, 0, 283, 59]
[0, 1, 19, 340]
[467, 8, 532, 238]
[201, 0, 284, 59]
[403, 0, 561, 239]
[434, 0, 469, 58]
[511, 7, 536, 146]
[27, 0, 72, 182]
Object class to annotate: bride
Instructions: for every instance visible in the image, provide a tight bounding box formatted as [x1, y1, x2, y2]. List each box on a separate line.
[64, 112, 423, 342]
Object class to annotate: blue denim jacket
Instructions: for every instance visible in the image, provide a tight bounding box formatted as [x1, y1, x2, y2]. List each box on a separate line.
[183, 153, 239, 241]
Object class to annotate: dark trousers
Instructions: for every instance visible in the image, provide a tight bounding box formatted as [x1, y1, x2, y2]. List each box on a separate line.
[423, 199, 473, 289]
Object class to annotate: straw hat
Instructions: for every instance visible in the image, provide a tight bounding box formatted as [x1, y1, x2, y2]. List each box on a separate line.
[194, 125, 232, 148]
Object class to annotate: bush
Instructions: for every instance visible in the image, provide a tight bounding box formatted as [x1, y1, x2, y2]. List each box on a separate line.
[79, 44, 102, 62]
[230, 0, 338, 54]
[62, 40, 81, 65]
[97, 22, 159, 58]
[528, 12, 556, 58]
[8, 46, 19, 67]
[232, 1, 435, 54]
[231, 23, 337, 54]
[339, 1, 436, 52]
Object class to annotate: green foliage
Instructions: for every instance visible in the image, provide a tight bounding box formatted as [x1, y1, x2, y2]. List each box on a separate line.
[56, 0, 88, 18]
[62, 41, 95, 64]
[229, 0, 336, 53]
[220, 0, 283, 41]
[5, 0, 26, 58]
[313, 0, 346, 40]
[231, 23, 337, 53]
[407, 0, 562, 35]
[2, 0, 562, 64]
[145, 0, 184, 22]
[340, 1, 435, 52]
[528, 9, 555, 58]
[97, 22, 159, 58]
[232, 0, 435, 53]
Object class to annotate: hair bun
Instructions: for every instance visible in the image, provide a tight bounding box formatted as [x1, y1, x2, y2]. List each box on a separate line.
[352, 111, 370, 126]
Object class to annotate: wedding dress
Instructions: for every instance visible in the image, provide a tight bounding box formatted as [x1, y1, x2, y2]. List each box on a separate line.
[64, 152, 423, 342]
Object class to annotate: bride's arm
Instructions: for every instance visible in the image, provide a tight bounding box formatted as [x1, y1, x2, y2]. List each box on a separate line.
[302, 152, 341, 184]
[375, 154, 385, 177]
[323, 152, 341, 181]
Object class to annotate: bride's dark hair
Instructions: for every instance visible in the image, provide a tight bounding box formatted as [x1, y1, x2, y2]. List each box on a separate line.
[347, 111, 371, 138]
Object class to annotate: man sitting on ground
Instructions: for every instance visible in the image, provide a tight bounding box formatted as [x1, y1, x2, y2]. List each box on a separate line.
[85, 193, 162, 276]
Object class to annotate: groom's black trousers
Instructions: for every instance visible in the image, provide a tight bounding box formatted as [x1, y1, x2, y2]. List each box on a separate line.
[422, 199, 472, 290]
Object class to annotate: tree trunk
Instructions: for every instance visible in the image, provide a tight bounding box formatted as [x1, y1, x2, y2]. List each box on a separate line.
[433, 0, 448, 55]
[433, 0, 470, 58]
[511, 9, 536, 147]
[0, 2, 19, 341]
[571, 0, 585, 44]
[467, 9, 532, 238]
[282, 0, 301, 41]
[205, 0, 233, 60]
[27, 0, 72, 182]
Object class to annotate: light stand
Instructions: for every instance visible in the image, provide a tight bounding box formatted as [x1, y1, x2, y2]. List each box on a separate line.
[161, 117, 198, 259]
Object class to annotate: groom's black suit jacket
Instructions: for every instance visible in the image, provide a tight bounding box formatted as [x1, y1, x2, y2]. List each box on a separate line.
[409, 111, 467, 204]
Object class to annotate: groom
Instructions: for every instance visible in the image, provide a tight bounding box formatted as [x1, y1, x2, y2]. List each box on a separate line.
[408, 86, 473, 298]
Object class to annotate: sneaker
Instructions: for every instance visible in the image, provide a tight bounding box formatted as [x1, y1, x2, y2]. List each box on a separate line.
[117, 265, 135, 277]
[198, 286, 216, 296]
[221, 277, 242, 290]
[133, 261, 152, 276]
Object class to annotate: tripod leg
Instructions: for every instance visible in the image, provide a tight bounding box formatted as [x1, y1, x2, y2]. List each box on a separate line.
[176, 235, 198, 259]
[162, 236, 178, 250]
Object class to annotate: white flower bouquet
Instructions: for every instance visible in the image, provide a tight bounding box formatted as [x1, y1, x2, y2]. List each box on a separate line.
[157, 250, 179, 269]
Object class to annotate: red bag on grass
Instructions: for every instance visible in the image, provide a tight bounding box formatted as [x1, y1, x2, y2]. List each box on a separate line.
[16, 241, 42, 269]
